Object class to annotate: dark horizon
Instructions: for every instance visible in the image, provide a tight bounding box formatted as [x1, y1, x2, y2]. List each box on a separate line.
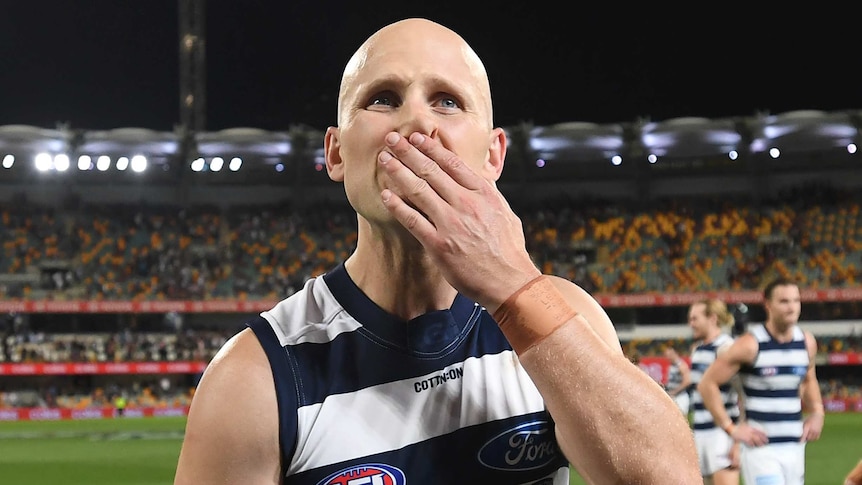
[2, 1, 859, 132]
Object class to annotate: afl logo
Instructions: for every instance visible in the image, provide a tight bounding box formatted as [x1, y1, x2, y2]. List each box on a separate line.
[478, 420, 559, 471]
[316, 463, 406, 485]
[761, 367, 778, 376]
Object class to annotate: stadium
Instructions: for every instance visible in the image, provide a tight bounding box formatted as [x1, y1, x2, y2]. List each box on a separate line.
[2, 3, 861, 485]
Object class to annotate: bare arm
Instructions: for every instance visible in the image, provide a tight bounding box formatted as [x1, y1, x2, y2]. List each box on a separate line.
[378, 131, 699, 484]
[698, 334, 766, 446]
[668, 356, 692, 397]
[846, 459, 862, 485]
[517, 276, 699, 484]
[800, 331, 825, 442]
[174, 329, 281, 485]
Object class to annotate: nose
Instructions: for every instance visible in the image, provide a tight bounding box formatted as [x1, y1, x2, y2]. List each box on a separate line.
[395, 96, 438, 140]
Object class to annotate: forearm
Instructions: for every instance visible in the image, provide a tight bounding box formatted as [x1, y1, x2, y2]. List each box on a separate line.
[698, 381, 733, 430]
[518, 316, 699, 483]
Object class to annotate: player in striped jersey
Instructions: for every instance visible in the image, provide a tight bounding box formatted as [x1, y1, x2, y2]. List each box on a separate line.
[174, 18, 700, 485]
[663, 346, 692, 416]
[698, 278, 825, 485]
[687, 298, 741, 485]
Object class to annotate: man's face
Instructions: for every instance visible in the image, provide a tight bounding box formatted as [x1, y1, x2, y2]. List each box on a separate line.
[688, 303, 711, 340]
[325, 22, 501, 227]
[766, 284, 801, 328]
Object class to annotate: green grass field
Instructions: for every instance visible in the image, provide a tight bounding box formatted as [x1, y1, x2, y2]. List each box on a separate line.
[0, 413, 858, 484]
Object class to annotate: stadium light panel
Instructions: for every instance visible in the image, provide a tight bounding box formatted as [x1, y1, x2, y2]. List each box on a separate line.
[229, 157, 242, 171]
[116, 156, 130, 171]
[2, 154, 13, 168]
[130, 155, 147, 173]
[77, 155, 92, 170]
[848, 143, 857, 154]
[54, 154, 70, 172]
[647, 153, 658, 164]
[191, 157, 205, 172]
[35, 153, 52, 171]
[210, 156, 224, 171]
[275, 163, 285, 172]
[611, 155, 622, 166]
[96, 155, 111, 171]
[769, 147, 781, 159]
[728, 150, 739, 160]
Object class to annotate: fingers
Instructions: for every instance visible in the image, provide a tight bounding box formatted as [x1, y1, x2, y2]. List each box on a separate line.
[380, 188, 437, 243]
[382, 132, 482, 204]
[750, 429, 769, 447]
[402, 132, 485, 191]
[378, 131, 484, 237]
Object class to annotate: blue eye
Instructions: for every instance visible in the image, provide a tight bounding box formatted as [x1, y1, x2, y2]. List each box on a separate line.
[438, 97, 459, 109]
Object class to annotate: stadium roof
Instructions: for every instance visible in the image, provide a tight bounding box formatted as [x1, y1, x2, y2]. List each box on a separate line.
[1, 109, 859, 182]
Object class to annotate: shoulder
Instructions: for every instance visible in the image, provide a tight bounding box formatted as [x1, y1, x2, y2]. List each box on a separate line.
[723, 333, 759, 363]
[801, 329, 818, 355]
[175, 328, 280, 483]
[192, 329, 279, 443]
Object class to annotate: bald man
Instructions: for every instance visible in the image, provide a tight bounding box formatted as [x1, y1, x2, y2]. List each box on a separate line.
[173, 18, 699, 484]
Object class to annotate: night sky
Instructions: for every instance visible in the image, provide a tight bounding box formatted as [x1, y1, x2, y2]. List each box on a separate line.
[2, 1, 859, 132]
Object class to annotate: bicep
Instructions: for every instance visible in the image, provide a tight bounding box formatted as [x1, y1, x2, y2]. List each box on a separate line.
[174, 329, 281, 485]
[546, 275, 622, 354]
[702, 339, 754, 387]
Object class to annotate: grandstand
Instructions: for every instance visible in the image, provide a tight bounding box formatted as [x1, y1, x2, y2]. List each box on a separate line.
[1, 107, 861, 419]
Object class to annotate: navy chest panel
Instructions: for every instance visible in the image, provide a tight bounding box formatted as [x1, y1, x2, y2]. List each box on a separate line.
[285, 412, 567, 485]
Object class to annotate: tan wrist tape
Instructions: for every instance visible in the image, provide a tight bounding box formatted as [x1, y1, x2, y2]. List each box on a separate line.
[492, 275, 578, 354]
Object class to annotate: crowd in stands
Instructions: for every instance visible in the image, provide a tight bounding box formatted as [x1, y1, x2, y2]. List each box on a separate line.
[1, 326, 859, 410]
[524, 183, 861, 295]
[1, 181, 861, 410]
[1, 182, 860, 302]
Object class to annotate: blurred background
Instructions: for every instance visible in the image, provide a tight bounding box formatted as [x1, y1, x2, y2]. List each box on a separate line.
[0, 1, 860, 484]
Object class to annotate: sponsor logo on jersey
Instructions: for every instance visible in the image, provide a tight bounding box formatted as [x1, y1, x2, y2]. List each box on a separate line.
[478, 420, 559, 471]
[760, 366, 778, 376]
[413, 365, 464, 393]
[316, 463, 406, 485]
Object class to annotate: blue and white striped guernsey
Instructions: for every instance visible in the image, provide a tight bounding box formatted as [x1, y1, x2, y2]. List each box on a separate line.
[248, 262, 569, 485]
[666, 360, 685, 392]
[690, 333, 740, 430]
[739, 323, 808, 444]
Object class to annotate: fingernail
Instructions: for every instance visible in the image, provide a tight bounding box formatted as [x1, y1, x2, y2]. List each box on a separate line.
[409, 133, 424, 145]
[385, 132, 400, 145]
[379, 152, 392, 164]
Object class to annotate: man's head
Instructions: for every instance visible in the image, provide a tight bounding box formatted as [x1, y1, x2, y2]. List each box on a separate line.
[762, 278, 801, 329]
[688, 298, 734, 340]
[324, 18, 506, 226]
[336, 18, 493, 129]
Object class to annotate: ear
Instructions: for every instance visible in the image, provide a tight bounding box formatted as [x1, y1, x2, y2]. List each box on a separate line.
[484, 127, 507, 182]
[324, 126, 344, 182]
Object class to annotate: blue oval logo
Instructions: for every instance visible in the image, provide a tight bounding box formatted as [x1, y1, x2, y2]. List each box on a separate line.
[316, 463, 406, 485]
[478, 420, 560, 471]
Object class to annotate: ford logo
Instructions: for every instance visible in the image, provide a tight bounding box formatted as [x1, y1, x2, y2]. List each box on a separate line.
[478, 420, 559, 471]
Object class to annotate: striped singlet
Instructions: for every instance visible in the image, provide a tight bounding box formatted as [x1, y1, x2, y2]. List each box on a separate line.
[248, 263, 569, 484]
[689, 333, 740, 430]
[738, 324, 809, 444]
